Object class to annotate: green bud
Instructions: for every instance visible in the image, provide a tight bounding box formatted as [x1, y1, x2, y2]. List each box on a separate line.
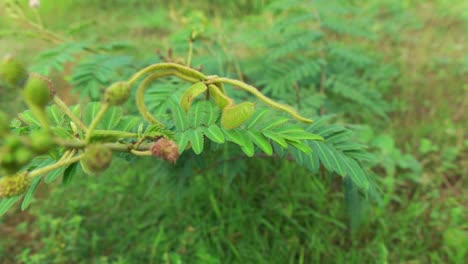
[104, 81, 130, 106]
[23, 74, 53, 109]
[29, 130, 55, 155]
[0, 172, 31, 198]
[14, 147, 33, 167]
[83, 144, 113, 173]
[0, 55, 28, 87]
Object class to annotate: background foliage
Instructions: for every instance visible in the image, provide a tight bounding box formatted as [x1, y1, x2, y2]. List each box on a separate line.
[0, 0, 466, 263]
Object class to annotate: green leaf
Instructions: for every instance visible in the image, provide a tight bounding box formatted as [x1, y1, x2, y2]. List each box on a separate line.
[246, 130, 272, 155]
[245, 109, 269, 129]
[46, 105, 66, 126]
[62, 163, 78, 185]
[18, 110, 41, 127]
[44, 167, 65, 183]
[188, 129, 204, 154]
[99, 106, 123, 130]
[261, 117, 289, 131]
[223, 129, 254, 156]
[262, 131, 288, 148]
[0, 196, 21, 216]
[176, 131, 189, 153]
[170, 100, 189, 131]
[288, 140, 311, 154]
[180, 82, 207, 111]
[21, 176, 42, 211]
[203, 125, 225, 144]
[188, 101, 220, 128]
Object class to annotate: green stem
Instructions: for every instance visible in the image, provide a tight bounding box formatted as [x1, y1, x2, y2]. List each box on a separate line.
[53, 96, 88, 132]
[187, 40, 193, 67]
[85, 103, 109, 144]
[55, 138, 154, 152]
[127, 62, 206, 87]
[26, 103, 50, 132]
[28, 154, 84, 179]
[206, 77, 313, 124]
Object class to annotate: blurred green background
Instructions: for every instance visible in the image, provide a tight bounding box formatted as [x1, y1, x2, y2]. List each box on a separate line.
[0, 0, 466, 263]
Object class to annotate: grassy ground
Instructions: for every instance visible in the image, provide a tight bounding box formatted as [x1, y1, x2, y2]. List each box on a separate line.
[0, 1, 466, 263]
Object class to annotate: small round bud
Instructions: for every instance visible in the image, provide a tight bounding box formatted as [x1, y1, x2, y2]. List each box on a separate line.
[0, 55, 28, 87]
[104, 81, 130, 106]
[23, 73, 54, 109]
[0, 172, 31, 198]
[14, 147, 33, 167]
[151, 138, 180, 163]
[0, 111, 9, 135]
[83, 144, 113, 173]
[29, 130, 55, 155]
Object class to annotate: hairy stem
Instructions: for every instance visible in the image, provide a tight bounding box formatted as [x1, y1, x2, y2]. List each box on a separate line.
[28, 154, 84, 179]
[127, 62, 206, 87]
[85, 103, 109, 144]
[135, 70, 199, 125]
[206, 77, 313, 123]
[53, 96, 88, 132]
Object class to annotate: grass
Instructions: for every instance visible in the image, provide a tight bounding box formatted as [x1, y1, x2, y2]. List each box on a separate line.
[0, 0, 466, 263]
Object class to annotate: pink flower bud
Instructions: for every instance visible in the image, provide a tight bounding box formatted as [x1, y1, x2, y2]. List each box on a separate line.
[151, 138, 179, 163]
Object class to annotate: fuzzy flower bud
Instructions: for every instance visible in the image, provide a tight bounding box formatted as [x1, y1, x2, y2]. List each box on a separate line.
[104, 81, 130, 106]
[0, 172, 31, 198]
[0, 55, 28, 87]
[83, 144, 113, 173]
[151, 138, 179, 163]
[23, 73, 55, 109]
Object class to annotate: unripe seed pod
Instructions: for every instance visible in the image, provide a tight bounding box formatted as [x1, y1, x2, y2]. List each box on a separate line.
[83, 144, 113, 173]
[104, 81, 130, 106]
[221, 102, 255, 129]
[29, 130, 55, 155]
[151, 138, 180, 163]
[0, 172, 31, 198]
[0, 111, 9, 135]
[23, 74, 53, 109]
[0, 55, 28, 87]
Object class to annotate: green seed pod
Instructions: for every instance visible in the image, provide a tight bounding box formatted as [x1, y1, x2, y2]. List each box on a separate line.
[104, 81, 130, 106]
[208, 84, 232, 110]
[221, 102, 255, 129]
[0, 55, 28, 87]
[0, 111, 9, 135]
[180, 82, 207, 111]
[0, 171, 31, 198]
[83, 144, 112, 173]
[23, 74, 53, 109]
[29, 130, 55, 155]
[5, 134, 22, 149]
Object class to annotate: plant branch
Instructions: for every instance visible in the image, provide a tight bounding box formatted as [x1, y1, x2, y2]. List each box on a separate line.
[28, 154, 84, 179]
[85, 103, 109, 144]
[53, 96, 88, 132]
[206, 77, 313, 123]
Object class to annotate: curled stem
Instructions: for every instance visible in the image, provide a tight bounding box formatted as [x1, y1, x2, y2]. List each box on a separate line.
[206, 77, 313, 124]
[127, 62, 206, 87]
[85, 103, 110, 144]
[135, 70, 199, 125]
